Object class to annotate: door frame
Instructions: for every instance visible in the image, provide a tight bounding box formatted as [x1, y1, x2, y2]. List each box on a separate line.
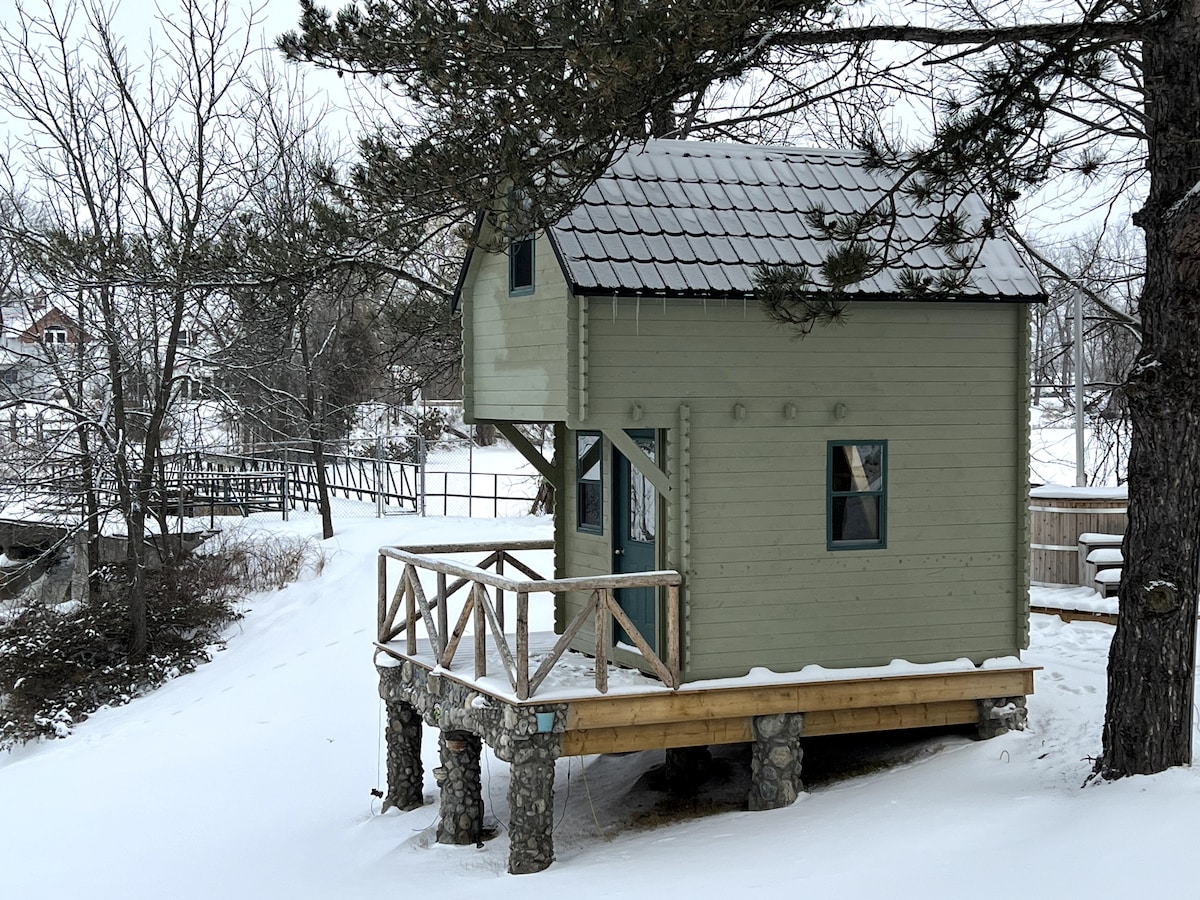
[612, 428, 662, 652]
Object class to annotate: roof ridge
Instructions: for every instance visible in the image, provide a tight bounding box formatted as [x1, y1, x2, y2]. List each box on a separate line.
[641, 138, 865, 160]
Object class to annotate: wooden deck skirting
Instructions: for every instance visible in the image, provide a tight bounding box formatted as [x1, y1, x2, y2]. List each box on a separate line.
[558, 667, 1035, 755]
[377, 541, 682, 699]
[377, 634, 1036, 757]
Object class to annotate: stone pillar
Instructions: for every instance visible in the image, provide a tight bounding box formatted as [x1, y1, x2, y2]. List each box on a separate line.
[747, 712, 805, 811]
[975, 696, 1029, 740]
[381, 699, 424, 813]
[663, 745, 713, 794]
[435, 730, 484, 845]
[506, 734, 561, 875]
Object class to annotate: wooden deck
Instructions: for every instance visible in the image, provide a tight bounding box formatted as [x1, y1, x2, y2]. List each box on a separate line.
[377, 634, 1037, 757]
[376, 540, 1035, 758]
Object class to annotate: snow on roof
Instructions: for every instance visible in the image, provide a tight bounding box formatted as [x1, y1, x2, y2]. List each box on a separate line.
[551, 139, 1046, 300]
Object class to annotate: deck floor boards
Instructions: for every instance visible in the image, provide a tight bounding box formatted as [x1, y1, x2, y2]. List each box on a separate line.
[377, 633, 1036, 756]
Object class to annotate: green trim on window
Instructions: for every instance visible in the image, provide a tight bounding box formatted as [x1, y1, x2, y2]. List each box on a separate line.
[508, 234, 535, 295]
[576, 431, 603, 534]
[827, 440, 887, 551]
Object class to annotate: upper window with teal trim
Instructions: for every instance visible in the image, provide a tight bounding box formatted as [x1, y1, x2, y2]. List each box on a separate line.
[509, 234, 534, 294]
[828, 441, 887, 550]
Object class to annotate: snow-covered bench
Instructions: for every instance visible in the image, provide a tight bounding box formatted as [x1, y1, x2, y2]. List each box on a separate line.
[1094, 566, 1122, 598]
[1078, 533, 1122, 588]
[1078, 533, 1123, 597]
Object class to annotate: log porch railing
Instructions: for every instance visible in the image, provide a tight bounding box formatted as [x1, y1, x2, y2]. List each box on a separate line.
[376, 540, 682, 700]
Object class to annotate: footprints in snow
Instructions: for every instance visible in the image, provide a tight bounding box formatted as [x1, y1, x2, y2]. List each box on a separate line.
[162, 630, 365, 715]
[1045, 670, 1098, 694]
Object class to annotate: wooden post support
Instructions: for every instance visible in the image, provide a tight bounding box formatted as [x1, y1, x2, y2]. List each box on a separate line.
[496, 552, 505, 631]
[473, 583, 487, 679]
[405, 566, 417, 656]
[437, 572, 448, 643]
[666, 584, 680, 688]
[595, 589, 610, 694]
[516, 591, 530, 700]
[377, 553, 388, 642]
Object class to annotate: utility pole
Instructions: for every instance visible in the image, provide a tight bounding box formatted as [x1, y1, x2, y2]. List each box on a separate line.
[1074, 290, 1086, 487]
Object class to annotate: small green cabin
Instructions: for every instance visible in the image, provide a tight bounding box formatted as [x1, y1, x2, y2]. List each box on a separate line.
[455, 139, 1044, 683]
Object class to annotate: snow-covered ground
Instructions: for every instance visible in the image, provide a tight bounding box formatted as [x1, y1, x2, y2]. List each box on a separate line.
[0, 511, 1195, 900]
[1029, 404, 1128, 487]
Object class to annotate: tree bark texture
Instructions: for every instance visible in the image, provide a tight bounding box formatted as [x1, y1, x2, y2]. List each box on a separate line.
[298, 307, 336, 541]
[1099, 0, 1200, 777]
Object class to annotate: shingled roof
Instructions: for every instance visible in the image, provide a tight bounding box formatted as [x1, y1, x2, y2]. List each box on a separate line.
[546, 139, 1044, 301]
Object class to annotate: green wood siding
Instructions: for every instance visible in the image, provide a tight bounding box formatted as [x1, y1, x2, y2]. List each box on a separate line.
[466, 232, 569, 421]
[561, 431, 612, 649]
[567, 299, 1025, 680]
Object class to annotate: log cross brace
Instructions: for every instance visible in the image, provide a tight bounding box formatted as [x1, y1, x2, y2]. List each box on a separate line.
[494, 423, 563, 495]
[603, 427, 673, 498]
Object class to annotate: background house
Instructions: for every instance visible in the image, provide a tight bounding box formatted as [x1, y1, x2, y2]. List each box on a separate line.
[0, 304, 87, 395]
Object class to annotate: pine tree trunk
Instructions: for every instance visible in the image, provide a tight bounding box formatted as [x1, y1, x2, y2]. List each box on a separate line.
[1098, 2, 1200, 778]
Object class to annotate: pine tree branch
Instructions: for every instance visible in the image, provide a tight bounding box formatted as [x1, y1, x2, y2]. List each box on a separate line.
[762, 18, 1149, 53]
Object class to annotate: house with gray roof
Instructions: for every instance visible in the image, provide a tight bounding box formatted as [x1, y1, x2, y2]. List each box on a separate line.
[457, 138, 1043, 681]
[376, 139, 1044, 873]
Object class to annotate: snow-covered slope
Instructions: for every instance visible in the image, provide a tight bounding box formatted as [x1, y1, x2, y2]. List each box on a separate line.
[0, 514, 1195, 900]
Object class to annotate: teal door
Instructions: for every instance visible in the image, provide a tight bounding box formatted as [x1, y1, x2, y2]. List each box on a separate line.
[613, 430, 658, 649]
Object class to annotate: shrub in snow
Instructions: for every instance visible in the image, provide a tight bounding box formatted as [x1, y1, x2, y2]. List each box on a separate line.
[0, 529, 323, 748]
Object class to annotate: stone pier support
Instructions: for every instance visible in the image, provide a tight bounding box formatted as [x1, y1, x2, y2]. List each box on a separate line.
[747, 712, 805, 811]
[435, 730, 484, 845]
[506, 733, 562, 875]
[975, 696, 1029, 740]
[381, 699, 425, 813]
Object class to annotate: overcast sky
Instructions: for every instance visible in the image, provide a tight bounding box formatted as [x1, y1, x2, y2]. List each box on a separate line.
[0, 0, 370, 148]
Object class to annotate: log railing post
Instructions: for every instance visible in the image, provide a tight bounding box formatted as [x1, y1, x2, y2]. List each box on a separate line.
[473, 583, 487, 679]
[437, 572, 448, 641]
[405, 567, 418, 656]
[666, 584, 681, 688]
[516, 591, 530, 700]
[377, 553, 388, 642]
[496, 553, 505, 631]
[595, 589, 610, 694]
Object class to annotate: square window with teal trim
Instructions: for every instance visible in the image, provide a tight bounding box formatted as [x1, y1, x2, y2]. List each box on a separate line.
[828, 441, 886, 550]
[576, 432, 602, 534]
[509, 234, 534, 294]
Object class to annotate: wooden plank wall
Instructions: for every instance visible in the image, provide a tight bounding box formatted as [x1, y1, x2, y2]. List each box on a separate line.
[468, 232, 570, 421]
[573, 299, 1025, 680]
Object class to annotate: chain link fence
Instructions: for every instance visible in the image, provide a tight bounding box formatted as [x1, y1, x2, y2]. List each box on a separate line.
[0, 404, 546, 528]
[421, 428, 542, 517]
[170, 426, 542, 522]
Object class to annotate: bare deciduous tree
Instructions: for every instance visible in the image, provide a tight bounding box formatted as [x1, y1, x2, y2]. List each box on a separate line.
[0, 0, 257, 657]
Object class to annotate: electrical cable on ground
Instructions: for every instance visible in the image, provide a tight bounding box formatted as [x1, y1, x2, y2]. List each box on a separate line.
[579, 755, 610, 840]
[553, 757, 572, 833]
